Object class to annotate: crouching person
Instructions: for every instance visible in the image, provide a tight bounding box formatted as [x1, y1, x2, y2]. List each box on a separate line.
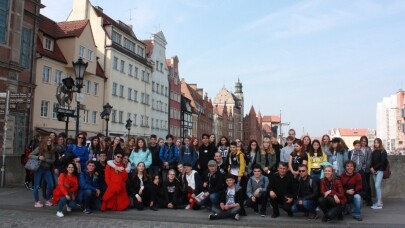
[159, 169, 184, 209]
[340, 160, 363, 221]
[197, 160, 225, 209]
[53, 163, 79, 217]
[292, 164, 319, 219]
[78, 160, 101, 214]
[209, 174, 243, 221]
[246, 164, 269, 217]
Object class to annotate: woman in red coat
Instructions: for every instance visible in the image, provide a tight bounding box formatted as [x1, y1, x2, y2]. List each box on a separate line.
[101, 151, 130, 211]
[53, 163, 79, 217]
[318, 165, 347, 222]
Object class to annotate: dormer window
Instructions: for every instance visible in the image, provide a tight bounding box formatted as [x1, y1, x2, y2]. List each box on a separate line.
[136, 46, 144, 57]
[112, 31, 122, 45]
[44, 37, 54, 51]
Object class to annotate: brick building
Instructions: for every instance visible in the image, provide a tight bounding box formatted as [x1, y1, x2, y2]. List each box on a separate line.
[243, 106, 262, 146]
[167, 56, 181, 139]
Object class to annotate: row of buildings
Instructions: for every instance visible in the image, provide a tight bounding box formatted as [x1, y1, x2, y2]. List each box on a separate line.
[0, 0, 282, 167]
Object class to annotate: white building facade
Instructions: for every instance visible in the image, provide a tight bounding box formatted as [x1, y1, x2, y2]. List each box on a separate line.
[377, 93, 399, 152]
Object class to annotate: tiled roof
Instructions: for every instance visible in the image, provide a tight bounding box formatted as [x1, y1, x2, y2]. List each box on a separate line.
[338, 128, 368, 136]
[39, 14, 88, 39]
[96, 62, 106, 79]
[36, 37, 67, 64]
[262, 115, 280, 123]
[262, 124, 272, 133]
[142, 40, 153, 58]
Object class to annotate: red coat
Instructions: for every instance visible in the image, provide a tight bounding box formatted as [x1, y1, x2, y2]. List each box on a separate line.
[101, 163, 130, 211]
[319, 177, 347, 205]
[53, 173, 79, 204]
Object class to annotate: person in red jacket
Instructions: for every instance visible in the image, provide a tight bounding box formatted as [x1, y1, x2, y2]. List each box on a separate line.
[340, 160, 363, 221]
[318, 165, 346, 222]
[101, 151, 130, 211]
[53, 163, 79, 217]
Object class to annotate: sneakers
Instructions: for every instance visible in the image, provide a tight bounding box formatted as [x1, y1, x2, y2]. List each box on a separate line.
[83, 209, 92, 214]
[308, 214, 319, 220]
[45, 200, 53, 206]
[253, 209, 259, 215]
[149, 205, 158, 211]
[234, 213, 240, 221]
[56, 211, 64, 217]
[34, 201, 44, 208]
[24, 182, 31, 190]
[209, 213, 218, 220]
[371, 203, 383, 209]
[185, 205, 190, 210]
[353, 216, 363, 221]
[66, 206, 72, 212]
[260, 212, 266, 217]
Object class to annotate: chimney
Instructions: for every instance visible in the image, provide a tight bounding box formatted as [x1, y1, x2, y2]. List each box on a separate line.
[95, 6, 103, 12]
[197, 88, 203, 97]
[71, 0, 89, 20]
[189, 84, 197, 90]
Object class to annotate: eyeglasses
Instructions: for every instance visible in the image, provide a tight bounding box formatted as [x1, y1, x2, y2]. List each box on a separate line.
[298, 170, 306, 173]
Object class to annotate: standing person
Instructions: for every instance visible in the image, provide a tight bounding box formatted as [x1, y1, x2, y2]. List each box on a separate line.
[107, 136, 123, 160]
[29, 136, 55, 207]
[289, 139, 308, 177]
[197, 160, 225, 209]
[360, 136, 373, 206]
[292, 165, 319, 220]
[183, 163, 201, 210]
[97, 133, 106, 152]
[65, 133, 90, 173]
[217, 136, 230, 161]
[191, 137, 200, 156]
[271, 135, 282, 166]
[214, 152, 228, 175]
[268, 162, 296, 218]
[159, 169, 183, 209]
[235, 139, 245, 153]
[318, 165, 346, 222]
[284, 129, 298, 146]
[340, 160, 363, 221]
[129, 138, 152, 170]
[88, 136, 101, 161]
[302, 136, 312, 153]
[78, 161, 101, 214]
[158, 138, 165, 148]
[227, 141, 245, 184]
[23, 134, 41, 190]
[198, 134, 217, 174]
[101, 151, 130, 211]
[328, 138, 348, 176]
[148, 134, 161, 177]
[246, 164, 269, 217]
[280, 136, 294, 163]
[53, 163, 79, 217]
[95, 151, 107, 198]
[178, 136, 198, 168]
[53, 135, 68, 184]
[370, 138, 387, 210]
[307, 139, 327, 180]
[175, 138, 182, 152]
[124, 137, 135, 157]
[321, 134, 331, 157]
[209, 134, 217, 146]
[126, 162, 151, 210]
[159, 134, 179, 183]
[256, 136, 277, 176]
[209, 174, 243, 221]
[245, 140, 259, 175]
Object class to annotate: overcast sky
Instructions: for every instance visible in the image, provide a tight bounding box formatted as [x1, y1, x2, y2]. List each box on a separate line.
[41, 0, 405, 137]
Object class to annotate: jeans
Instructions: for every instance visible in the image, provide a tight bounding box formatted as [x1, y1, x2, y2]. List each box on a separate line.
[33, 167, 54, 202]
[292, 199, 317, 215]
[83, 190, 100, 211]
[270, 196, 293, 215]
[310, 172, 321, 181]
[57, 196, 77, 212]
[246, 192, 268, 213]
[318, 197, 343, 220]
[196, 192, 220, 207]
[373, 170, 384, 202]
[212, 205, 241, 219]
[349, 194, 362, 217]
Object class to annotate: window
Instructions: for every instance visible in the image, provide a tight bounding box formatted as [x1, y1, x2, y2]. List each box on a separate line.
[145, 72, 150, 82]
[87, 50, 93, 61]
[156, 83, 159, 93]
[161, 85, 164, 95]
[92, 111, 97, 124]
[145, 116, 149, 127]
[43, 37, 54, 51]
[79, 46, 85, 58]
[160, 63, 163, 72]
[128, 88, 132, 100]
[119, 111, 123, 123]
[93, 82, 98, 96]
[111, 110, 117, 123]
[141, 115, 144, 126]
[83, 110, 89, 123]
[134, 67, 138, 78]
[120, 60, 125, 73]
[156, 61, 159, 71]
[165, 87, 168, 96]
[40, 100, 49, 117]
[112, 82, 117, 96]
[84, 80, 91, 94]
[152, 99, 154, 109]
[127, 112, 131, 120]
[141, 92, 145, 104]
[124, 38, 135, 52]
[113, 57, 118, 70]
[52, 103, 58, 119]
[112, 31, 121, 45]
[0, 0, 9, 43]
[151, 118, 154, 129]
[152, 82, 155, 92]
[42, 66, 51, 83]
[119, 85, 124, 97]
[128, 64, 133, 76]
[145, 94, 149, 105]
[20, 28, 31, 68]
[133, 114, 137, 125]
[54, 70, 62, 84]
[133, 90, 138, 102]
[136, 46, 144, 57]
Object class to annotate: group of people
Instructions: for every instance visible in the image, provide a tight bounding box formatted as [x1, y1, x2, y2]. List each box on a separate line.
[22, 129, 389, 222]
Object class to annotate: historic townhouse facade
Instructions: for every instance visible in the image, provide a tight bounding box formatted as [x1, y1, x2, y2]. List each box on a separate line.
[68, 0, 153, 138]
[143, 32, 169, 139]
[32, 15, 105, 138]
[167, 56, 181, 138]
[243, 106, 262, 146]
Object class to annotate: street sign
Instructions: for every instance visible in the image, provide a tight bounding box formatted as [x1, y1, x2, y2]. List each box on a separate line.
[57, 107, 76, 116]
[9, 93, 31, 104]
[76, 93, 84, 103]
[0, 93, 6, 98]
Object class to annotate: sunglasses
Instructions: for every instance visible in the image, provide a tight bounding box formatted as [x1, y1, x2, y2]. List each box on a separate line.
[298, 170, 306, 173]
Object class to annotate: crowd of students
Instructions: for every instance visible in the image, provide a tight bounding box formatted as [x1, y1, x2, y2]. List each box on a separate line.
[22, 129, 389, 222]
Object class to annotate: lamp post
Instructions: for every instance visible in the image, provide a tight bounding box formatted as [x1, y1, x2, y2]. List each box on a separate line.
[126, 118, 132, 138]
[72, 58, 88, 136]
[100, 103, 113, 137]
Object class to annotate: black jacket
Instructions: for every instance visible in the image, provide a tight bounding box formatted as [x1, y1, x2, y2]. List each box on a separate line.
[162, 179, 181, 204]
[127, 174, 150, 196]
[219, 185, 244, 206]
[268, 171, 297, 198]
[272, 143, 282, 166]
[371, 149, 388, 172]
[198, 144, 217, 171]
[201, 170, 225, 194]
[183, 171, 201, 194]
[148, 144, 161, 166]
[296, 176, 319, 201]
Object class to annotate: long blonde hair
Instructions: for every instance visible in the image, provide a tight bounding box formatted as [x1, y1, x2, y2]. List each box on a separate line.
[261, 137, 275, 155]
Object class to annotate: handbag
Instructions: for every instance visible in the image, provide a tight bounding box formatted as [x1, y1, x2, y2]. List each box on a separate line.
[383, 160, 391, 179]
[25, 158, 41, 171]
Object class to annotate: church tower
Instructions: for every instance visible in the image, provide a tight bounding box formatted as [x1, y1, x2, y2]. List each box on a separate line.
[234, 78, 244, 116]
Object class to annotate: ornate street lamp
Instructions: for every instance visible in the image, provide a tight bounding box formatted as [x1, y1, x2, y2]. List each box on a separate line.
[100, 103, 113, 137]
[126, 118, 132, 138]
[72, 58, 88, 135]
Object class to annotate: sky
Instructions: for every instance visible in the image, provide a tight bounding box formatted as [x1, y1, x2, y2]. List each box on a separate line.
[41, 0, 405, 137]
